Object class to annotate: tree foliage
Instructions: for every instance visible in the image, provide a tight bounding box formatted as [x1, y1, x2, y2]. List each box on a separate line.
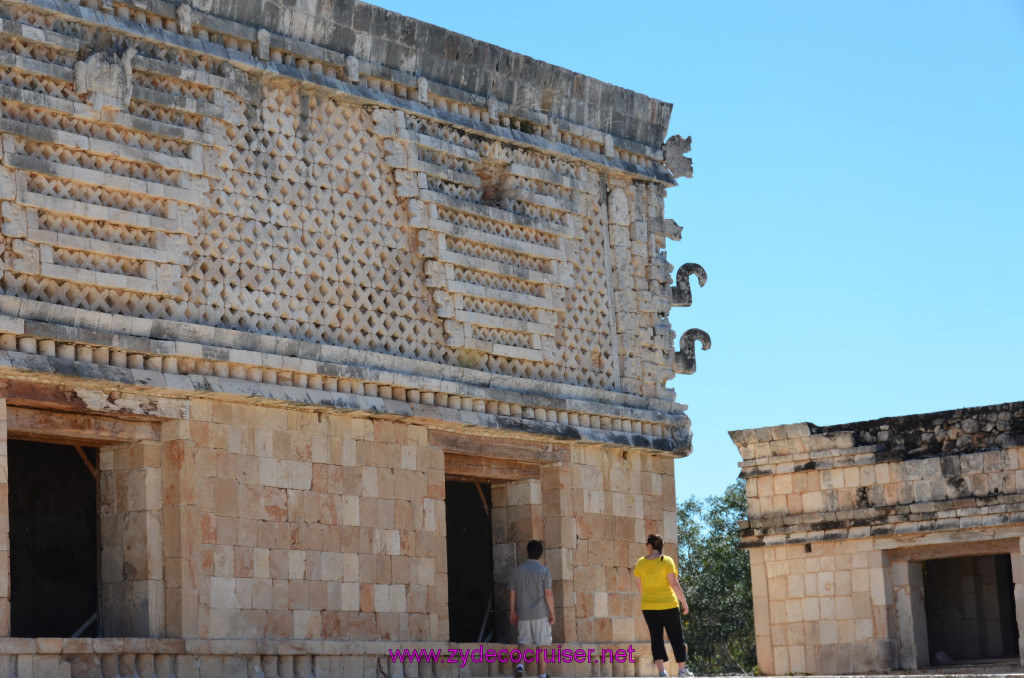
[677, 480, 756, 674]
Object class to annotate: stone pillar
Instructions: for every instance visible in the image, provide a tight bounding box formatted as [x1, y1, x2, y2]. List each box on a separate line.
[160, 419, 200, 638]
[978, 555, 1002, 657]
[541, 462, 575, 642]
[867, 550, 896, 671]
[0, 399, 8, 636]
[1013, 541, 1024, 665]
[606, 183, 641, 396]
[893, 560, 929, 669]
[748, 548, 773, 674]
[99, 438, 165, 636]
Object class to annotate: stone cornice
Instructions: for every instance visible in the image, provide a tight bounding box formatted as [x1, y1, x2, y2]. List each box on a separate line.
[9, 0, 676, 184]
[0, 299, 692, 454]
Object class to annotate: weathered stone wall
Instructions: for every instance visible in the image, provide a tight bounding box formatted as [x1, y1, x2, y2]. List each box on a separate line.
[185, 400, 446, 643]
[733, 402, 1024, 674]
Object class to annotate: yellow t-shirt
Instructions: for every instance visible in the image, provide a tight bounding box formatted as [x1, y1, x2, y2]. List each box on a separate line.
[634, 555, 680, 610]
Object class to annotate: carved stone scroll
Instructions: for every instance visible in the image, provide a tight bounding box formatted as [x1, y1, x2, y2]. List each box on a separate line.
[674, 328, 711, 375]
[662, 135, 693, 179]
[671, 263, 707, 307]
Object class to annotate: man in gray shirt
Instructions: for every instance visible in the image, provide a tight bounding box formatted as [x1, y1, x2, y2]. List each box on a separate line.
[509, 540, 555, 678]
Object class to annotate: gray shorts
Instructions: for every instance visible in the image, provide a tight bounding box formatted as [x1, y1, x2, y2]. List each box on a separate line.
[517, 618, 552, 646]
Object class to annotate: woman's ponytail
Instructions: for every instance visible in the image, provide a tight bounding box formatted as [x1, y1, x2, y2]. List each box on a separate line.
[646, 533, 665, 560]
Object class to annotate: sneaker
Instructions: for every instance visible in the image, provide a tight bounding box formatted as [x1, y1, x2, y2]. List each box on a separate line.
[657, 672, 669, 677]
[515, 664, 525, 678]
[679, 669, 694, 677]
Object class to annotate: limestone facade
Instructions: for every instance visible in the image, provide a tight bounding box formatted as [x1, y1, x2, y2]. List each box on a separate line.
[733, 402, 1024, 674]
[0, 0, 703, 675]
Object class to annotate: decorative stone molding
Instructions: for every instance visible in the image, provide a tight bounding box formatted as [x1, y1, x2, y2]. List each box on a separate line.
[0, 300, 690, 451]
[175, 3, 193, 35]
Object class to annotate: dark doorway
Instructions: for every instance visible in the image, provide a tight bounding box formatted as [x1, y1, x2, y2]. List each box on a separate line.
[8, 440, 99, 637]
[445, 480, 495, 642]
[923, 554, 1019, 664]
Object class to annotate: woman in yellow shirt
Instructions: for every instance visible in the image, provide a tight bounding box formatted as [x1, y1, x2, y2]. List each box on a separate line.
[634, 534, 692, 677]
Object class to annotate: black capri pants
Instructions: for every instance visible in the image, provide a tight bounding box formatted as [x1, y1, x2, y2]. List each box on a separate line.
[642, 608, 688, 663]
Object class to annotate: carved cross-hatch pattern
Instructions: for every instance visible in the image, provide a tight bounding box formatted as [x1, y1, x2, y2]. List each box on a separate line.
[200, 86, 445, 357]
[0, 7, 228, 301]
[376, 108, 593, 366]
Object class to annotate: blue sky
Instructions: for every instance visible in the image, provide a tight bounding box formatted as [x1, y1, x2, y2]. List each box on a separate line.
[369, 1, 1024, 502]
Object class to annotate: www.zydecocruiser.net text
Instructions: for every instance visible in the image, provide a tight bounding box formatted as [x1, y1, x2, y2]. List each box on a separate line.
[388, 646, 638, 667]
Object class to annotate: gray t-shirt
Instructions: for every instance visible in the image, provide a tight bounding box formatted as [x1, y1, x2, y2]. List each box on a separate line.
[510, 559, 552, 621]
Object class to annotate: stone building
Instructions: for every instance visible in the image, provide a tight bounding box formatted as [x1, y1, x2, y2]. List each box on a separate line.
[732, 402, 1024, 675]
[0, 0, 707, 675]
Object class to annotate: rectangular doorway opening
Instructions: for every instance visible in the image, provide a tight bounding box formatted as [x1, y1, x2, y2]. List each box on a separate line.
[445, 479, 495, 642]
[923, 554, 1019, 664]
[8, 439, 100, 637]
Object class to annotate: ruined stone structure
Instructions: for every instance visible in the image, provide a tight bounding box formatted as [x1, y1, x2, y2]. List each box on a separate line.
[733, 402, 1024, 675]
[0, 0, 707, 675]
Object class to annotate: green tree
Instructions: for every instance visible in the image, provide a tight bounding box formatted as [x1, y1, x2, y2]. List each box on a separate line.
[677, 479, 756, 674]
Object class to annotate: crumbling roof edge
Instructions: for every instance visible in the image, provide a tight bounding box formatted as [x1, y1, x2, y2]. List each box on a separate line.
[808, 400, 1024, 436]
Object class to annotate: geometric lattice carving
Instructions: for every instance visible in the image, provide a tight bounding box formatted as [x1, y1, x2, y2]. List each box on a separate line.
[203, 88, 441, 360]
[376, 108, 586, 363]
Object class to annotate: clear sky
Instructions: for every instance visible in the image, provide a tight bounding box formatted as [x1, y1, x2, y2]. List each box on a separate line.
[368, 1, 1024, 502]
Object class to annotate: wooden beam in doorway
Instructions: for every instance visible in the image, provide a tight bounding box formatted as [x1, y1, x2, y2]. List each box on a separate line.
[474, 482, 490, 517]
[0, 380, 173, 421]
[445, 452, 540, 482]
[430, 429, 569, 464]
[887, 537, 1020, 562]
[74, 445, 99, 480]
[6, 407, 163, 445]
